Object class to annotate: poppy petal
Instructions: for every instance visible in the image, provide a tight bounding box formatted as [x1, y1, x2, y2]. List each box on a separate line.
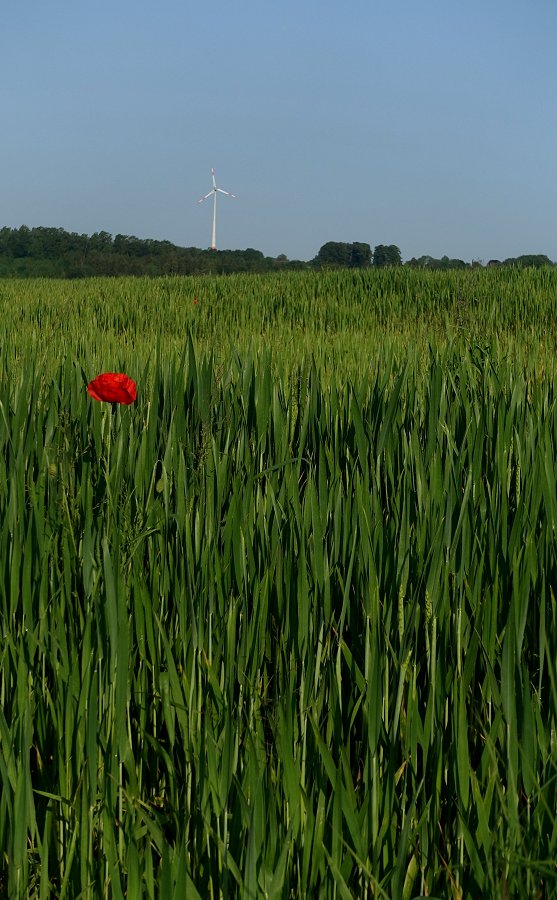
[87, 373, 137, 404]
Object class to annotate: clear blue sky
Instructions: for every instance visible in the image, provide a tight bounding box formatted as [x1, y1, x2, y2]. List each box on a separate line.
[2, 0, 556, 262]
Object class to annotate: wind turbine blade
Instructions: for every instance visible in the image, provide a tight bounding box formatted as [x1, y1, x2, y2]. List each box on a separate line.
[198, 191, 214, 203]
[211, 168, 217, 188]
[217, 188, 237, 198]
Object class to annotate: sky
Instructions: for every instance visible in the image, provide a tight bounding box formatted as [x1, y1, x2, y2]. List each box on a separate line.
[2, 0, 556, 262]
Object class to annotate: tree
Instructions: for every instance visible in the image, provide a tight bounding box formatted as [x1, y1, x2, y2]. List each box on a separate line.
[502, 254, 553, 268]
[350, 242, 372, 268]
[313, 242, 352, 268]
[8, 225, 32, 258]
[313, 242, 371, 269]
[89, 231, 113, 254]
[373, 244, 402, 268]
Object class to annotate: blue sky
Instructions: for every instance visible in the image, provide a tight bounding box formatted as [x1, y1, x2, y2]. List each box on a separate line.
[2, 0, 556, 262]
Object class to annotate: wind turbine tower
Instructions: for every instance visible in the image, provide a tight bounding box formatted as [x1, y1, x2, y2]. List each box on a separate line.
[198, 167, 237, 250]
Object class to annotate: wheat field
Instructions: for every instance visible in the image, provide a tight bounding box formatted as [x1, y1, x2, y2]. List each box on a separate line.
[1, 268, 557, 897]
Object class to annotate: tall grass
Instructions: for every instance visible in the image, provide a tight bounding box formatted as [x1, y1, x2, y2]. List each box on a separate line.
[1, 270, 557, 896]
[2, 266, 557, 382]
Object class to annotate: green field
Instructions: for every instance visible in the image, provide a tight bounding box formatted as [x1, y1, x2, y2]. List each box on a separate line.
[2, 268, 557, 897]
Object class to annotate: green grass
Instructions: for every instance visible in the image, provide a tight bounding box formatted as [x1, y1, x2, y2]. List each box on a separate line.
[2, 266, 557, 383]
[1, 269, 557, 897]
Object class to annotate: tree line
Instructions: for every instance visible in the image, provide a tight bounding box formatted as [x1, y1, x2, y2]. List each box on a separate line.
[0, 226, 553, 278]
[314, 243, 555, 270]
[0, 226, 308, 278]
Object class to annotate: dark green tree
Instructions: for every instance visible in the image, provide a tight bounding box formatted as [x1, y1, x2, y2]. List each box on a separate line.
[313, 242, 352, 268]
[89, 231, 113, 254]
[350, 242, 372, 268]
[373, 244, 402, 267]
[503, 254, 553, 268]
[8, 226, 33, 258]
[313, 242, 372, 269]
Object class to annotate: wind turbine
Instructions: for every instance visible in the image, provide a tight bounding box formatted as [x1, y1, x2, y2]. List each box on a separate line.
[198, 167, 237, 250]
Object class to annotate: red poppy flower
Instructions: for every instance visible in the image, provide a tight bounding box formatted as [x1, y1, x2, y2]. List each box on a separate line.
[87, 372, 137, 405]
